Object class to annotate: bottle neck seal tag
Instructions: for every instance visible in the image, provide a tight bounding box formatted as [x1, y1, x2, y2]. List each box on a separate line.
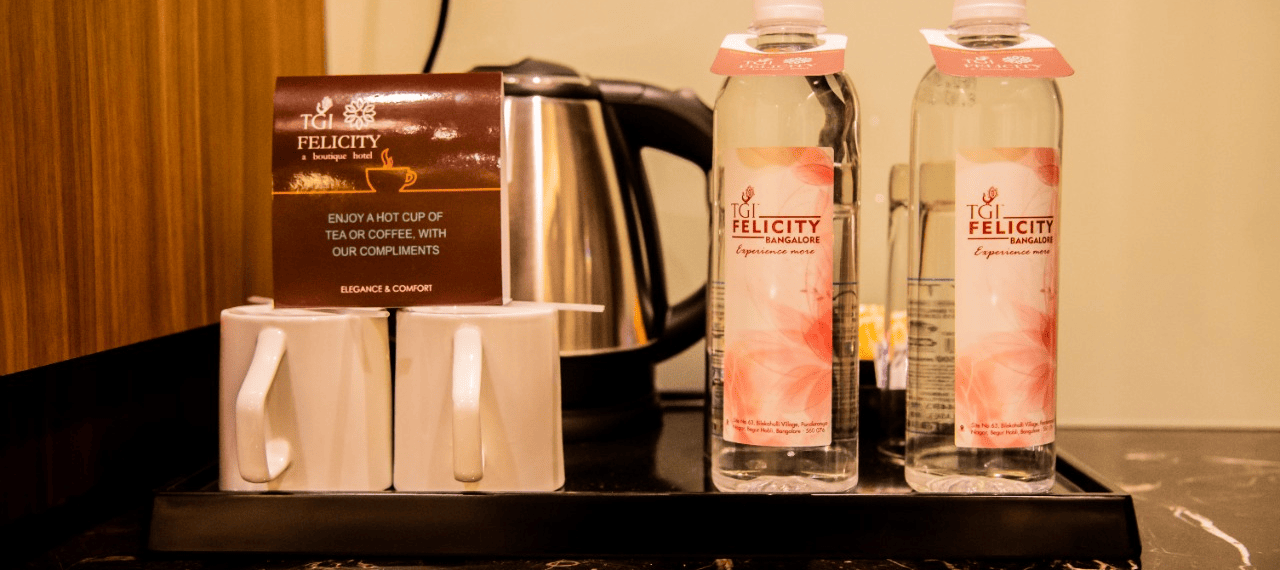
[921, 29, 1074, 78]
[711, 33, 846, 76]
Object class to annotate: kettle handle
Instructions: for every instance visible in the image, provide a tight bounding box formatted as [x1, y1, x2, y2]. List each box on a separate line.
[597, 79, 711, 363]
[597, 80, 713, 171]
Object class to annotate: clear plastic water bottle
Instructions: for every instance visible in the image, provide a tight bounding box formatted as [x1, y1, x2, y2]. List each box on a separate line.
[708, 0, 860, 492]
[905, 0, 1064, 493]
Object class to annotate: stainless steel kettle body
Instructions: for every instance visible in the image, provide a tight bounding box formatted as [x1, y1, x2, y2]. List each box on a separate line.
[476, 59, 711, 440]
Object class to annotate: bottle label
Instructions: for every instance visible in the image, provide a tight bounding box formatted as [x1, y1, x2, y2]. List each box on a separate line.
[722, 147, 835, 447]
[711, 34, 846, 76]
[954, 148, 1059, 448]
[921, 29, 1074, 78]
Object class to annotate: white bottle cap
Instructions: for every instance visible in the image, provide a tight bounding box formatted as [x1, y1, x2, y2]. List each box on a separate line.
[951, 0, 1026, 23]
[751, 0, 825, 32]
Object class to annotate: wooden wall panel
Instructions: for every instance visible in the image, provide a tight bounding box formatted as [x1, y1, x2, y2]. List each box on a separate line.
[0, 0, 325, 375]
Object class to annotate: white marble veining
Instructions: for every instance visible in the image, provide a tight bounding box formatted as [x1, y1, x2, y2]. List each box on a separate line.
[1171, 506, 1253, 570]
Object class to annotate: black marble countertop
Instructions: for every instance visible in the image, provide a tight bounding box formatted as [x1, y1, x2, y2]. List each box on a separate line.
[18, 402, 1280, 570]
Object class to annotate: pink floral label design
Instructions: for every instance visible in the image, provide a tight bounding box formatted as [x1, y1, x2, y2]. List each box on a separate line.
[711, 34, 846, 76]
[723, 147, 835, 447]
[954, 148, 1059, 448]
[921, 29, 1074, 78]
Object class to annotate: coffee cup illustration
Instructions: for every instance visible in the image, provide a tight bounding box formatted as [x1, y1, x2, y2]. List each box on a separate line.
[366, 148, 418, 192]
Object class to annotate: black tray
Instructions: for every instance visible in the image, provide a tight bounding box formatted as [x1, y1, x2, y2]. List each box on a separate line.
[149, 396, 1141, 559]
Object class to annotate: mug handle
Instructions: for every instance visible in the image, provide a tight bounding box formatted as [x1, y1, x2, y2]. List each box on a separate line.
[452, 325, 484, 482]
[403, 169, 418, 189]
[235, 327, 293, 483]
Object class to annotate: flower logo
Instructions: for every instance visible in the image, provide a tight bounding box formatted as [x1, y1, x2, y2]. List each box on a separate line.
[982, 186, 999, 205]
[783, 57, 813, 65]
[742, 185, 755, 204]
[315, 96, 332, 115]
[1003, 55, 1033, 65]
[343, 98, 376, 129]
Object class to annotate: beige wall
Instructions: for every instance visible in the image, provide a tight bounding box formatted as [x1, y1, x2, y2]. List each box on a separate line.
[326, 0, 1280, 428]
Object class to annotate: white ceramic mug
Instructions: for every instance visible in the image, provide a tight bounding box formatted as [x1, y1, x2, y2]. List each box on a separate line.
[394, 302, 564, 492]
[219, 304, 392, 491]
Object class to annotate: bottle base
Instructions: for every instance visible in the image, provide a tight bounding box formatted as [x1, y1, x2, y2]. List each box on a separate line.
[710, 439, 859, 493]
[712, 471, 858, 493]
[904, 467, 1054, 494]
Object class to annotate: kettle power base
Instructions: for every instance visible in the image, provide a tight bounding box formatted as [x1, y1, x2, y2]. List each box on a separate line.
[149, 395, 1140, 560]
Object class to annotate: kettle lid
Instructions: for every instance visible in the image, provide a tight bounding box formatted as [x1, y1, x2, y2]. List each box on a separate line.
[469, 58, 601, 99]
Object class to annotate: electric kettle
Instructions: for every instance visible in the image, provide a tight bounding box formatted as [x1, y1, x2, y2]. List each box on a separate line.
[471, 59, 712, 440]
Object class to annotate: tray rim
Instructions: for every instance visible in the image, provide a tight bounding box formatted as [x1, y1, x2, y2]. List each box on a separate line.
[148, 447, 1141, 560]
